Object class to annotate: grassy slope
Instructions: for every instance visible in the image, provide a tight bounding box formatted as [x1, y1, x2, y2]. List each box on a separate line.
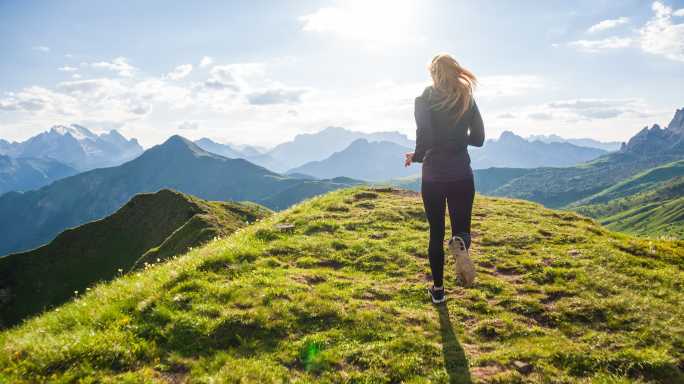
[570, 160, 684, 207]
[1, 187, 683, 383]
[490, 152, 682, 208]
[0, 190, 271, 328]
[571, 160, 684, 238]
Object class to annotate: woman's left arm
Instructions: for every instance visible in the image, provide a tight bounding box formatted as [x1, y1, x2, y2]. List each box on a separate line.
[467, 100, 485, 147]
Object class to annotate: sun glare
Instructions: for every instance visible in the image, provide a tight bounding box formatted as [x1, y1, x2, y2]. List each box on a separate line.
[300, 0, 419, 46]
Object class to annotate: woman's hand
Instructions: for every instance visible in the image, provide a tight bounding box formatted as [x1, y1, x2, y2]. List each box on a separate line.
[404, 152, 414, 167]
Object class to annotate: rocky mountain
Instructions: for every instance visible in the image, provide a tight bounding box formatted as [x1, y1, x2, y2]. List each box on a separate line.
[0, 135, 357, 256]
[264, 126, 415, 172]
[287, 139, 417, 181]
[0, 125, 143, 171]
[527, 134, 622, 152]
[0, 189, 271, 327]
[1, 187, 682, 382]
[469, 131, 607, 169]
[0, 155, 77, 194]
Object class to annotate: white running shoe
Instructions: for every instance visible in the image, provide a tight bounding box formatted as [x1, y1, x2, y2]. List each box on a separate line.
[449, 236, 475, 287]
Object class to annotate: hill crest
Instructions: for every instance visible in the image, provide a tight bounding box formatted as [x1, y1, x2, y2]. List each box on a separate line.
[1, 187, 682, 382]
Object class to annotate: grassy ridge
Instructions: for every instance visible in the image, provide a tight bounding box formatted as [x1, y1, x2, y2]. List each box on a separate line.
[573, 161, 684, 238]
[1, 187, 682, 383]
[0, 190, 271, 328]
[571, 160, 684, 206]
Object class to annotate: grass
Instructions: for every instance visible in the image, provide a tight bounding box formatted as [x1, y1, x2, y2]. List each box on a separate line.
[0, 189, 271, 329]
[574, 175, 684, 239]
[0, 186, 682, 383]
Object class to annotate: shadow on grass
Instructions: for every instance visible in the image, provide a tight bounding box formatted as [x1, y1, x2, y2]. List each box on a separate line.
[436, 304, 472, 384]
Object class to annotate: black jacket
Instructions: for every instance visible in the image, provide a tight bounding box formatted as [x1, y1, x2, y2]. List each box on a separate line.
[412, 85, 485, 163]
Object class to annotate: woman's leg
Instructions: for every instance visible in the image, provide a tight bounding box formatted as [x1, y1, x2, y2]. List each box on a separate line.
[421, 180, 447, 287]
[445, 178, 475, 249]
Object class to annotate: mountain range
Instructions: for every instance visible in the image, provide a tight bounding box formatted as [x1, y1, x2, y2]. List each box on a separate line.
[253, 126, 416, 172]
[0, 124, 143, 171]
[0, 189, 271, 327]
[487, 109, 684, 207]
[283, 130, 607, 181]
[287, 139, 416, 181]
[469, 131, 608, 169]
[526, 134, 622, 152]
[0, 155, 77, 194]
[0, 136, 358, 256]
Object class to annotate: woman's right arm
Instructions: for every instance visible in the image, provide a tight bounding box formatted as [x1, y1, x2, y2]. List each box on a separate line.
[412, 95, 432, 162]
[467, 100, 485, 147]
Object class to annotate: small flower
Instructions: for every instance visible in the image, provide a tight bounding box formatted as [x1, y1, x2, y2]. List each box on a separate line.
[117, 268, 123, 273]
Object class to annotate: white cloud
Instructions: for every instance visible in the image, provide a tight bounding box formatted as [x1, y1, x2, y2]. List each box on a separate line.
[178, 121, 199, 130]
[587, 17, 630, 33]
[204, 63, 266, 91]
[58, 66, 78, 72]
[639, 1, 684, 62]
[200, 56, 214, 68]
[514, 98, 651, 121]
[675, 8, 684, 16]
[91, 57, 137, 77]
[247, 87, 308, 105]
[72, 74, 81, 79]
[486, 98, 668, 142]
[477, 75, 546, 98]
[568, 37, 633, 52]
[567, 2, 684, 62]
[299, 0, 421, 46]
[166, 64, 193, 80]
[32, 46, 50, 53]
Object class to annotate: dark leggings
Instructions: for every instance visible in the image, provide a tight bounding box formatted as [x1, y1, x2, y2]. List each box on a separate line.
[421, 178, 475, 287]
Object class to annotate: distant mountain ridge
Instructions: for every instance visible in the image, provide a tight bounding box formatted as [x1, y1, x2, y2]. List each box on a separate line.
[287, 139, 417, 181]
[0, 124, 143, 171]
[262, 126, 415, 172]
[284, 130, 607, 182]
[469, 131, 607, 169]
[0, 135, 358, 256]
[526, 134, 622, 152]
[0, 189, 271, 328]
[0, 155, 77, 195]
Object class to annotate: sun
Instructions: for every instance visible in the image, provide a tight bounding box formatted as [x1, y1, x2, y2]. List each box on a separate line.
[300, 0, 420, 46]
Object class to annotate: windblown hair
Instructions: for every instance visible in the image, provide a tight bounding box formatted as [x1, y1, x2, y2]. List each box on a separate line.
[428, 53, 477, 120]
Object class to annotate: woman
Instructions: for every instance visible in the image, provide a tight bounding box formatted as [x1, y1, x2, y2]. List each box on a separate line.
[404, 53, 484, 304]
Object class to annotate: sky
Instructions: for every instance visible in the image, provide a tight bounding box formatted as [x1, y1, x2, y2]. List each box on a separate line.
[0, 0, 683, 148]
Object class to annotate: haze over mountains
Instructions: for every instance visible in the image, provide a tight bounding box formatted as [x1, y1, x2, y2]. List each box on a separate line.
[288, 139, 415, 181]
[0, 124, 143, 171]
[0, 155, 77, 194]
[526, 134, 622, 152]
[0, 136, 357, 256]
[468, 131, 608, 169]
[0, 125, 143, 193]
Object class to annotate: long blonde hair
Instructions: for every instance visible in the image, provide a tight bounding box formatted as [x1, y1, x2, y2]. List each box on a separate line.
[428, 53, 477, 120]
